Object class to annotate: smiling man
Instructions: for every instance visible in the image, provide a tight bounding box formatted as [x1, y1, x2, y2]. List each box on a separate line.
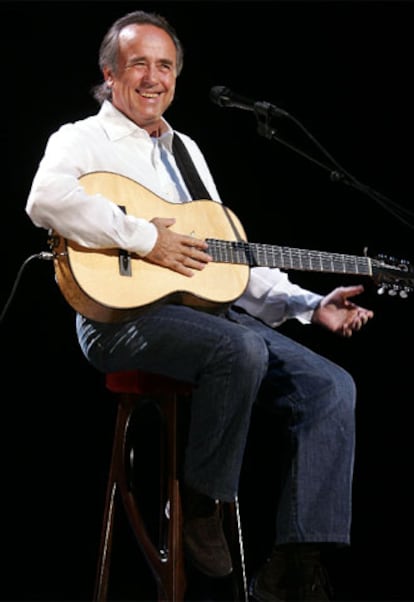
[25, 10, 373, 601]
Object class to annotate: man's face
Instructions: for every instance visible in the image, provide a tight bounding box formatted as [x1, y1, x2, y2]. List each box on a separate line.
[104, 23, 178, 134]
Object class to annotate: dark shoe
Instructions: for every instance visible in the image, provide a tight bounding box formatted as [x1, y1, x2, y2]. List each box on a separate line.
[249, 544, 332, 601]
[182, 485, 233, 578]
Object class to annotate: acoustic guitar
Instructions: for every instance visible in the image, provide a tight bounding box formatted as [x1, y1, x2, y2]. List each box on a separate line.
[49, 171, 414, 323]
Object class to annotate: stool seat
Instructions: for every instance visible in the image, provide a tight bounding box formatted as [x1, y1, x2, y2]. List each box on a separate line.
[94, 369, 247, 601]
[105, 370, 192, 396]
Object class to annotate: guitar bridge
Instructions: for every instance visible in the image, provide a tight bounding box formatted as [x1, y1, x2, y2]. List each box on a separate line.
[118, 205, 132, 276]
[119, 249, 132, 276]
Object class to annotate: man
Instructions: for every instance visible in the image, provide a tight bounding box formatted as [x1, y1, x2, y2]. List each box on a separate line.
[25, 10, 373, 601]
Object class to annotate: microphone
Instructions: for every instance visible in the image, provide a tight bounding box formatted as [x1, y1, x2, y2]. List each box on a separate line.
[209, 85, 288, 117]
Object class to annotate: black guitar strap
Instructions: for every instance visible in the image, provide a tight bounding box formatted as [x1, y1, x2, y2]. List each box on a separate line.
[172, 133, 212, 200]
[172, 132, 243, 242]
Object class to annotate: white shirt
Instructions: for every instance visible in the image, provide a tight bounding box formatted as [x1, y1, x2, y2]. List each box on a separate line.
[26, 100, 322, 327]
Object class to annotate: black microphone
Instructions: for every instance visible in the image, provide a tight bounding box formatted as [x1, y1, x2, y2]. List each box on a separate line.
[210, 86, 256, 111]
[209, 85, 288, 117]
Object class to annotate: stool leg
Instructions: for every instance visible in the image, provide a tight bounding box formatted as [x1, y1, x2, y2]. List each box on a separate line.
[226, 497, 249, 602]
[117, 393, 187, 602]
[94, 400, 132, 601]
[160, 395, 186, 601]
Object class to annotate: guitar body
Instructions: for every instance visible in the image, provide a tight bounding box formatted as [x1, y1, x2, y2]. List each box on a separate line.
[52, 171, 250, 322]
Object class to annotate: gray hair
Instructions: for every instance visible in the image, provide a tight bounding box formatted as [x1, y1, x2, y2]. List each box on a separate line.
[91, 10, 184, 104]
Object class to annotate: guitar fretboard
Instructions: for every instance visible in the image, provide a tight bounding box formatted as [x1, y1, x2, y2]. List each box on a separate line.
[206, 239, 373, 276]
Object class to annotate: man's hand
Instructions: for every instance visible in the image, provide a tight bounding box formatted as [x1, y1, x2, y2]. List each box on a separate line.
[312, 285, 374, 337]
[144, 217, 212, 277]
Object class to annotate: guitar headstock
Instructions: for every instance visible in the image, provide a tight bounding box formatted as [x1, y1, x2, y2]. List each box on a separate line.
[371, 253, 414, 299]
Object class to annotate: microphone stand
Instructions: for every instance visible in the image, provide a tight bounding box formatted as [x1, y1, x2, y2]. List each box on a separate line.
[252, 102, 414, 232]
[254, 103, 344, 183]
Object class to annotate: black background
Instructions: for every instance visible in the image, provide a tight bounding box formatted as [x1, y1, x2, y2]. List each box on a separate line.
[1, 1, 414, 600]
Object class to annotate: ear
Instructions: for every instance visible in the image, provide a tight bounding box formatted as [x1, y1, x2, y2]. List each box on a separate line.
[103, 66, 114, 88]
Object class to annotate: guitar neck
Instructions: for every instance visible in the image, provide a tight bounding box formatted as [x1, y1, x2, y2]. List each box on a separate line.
[206, 239, 373, 277]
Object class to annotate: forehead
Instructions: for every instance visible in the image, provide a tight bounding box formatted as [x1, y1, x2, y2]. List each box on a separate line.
[118, 23, 177, 58]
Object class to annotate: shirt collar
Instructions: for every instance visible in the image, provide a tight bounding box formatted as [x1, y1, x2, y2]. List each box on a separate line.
[97, 100, 174, 152]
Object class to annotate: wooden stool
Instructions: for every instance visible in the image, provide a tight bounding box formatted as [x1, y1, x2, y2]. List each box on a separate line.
[94, 369, 248, 602]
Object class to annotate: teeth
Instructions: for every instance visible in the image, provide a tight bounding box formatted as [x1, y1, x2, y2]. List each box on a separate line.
[141, 92, 158, 98]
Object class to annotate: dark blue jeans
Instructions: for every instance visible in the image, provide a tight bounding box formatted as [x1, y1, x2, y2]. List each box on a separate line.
[76, 304, 355, 546]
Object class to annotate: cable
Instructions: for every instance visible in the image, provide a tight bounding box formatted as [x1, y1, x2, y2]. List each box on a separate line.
[0, 251, 54, 324]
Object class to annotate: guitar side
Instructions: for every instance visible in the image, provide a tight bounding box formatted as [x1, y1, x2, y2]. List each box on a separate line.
[52, 171, 250, 322]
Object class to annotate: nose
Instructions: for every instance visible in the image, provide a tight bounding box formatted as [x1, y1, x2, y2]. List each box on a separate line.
[142, 63, 159, 84]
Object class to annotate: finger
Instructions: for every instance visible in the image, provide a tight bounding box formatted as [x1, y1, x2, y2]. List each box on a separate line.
[185, 256, 210, 270]
[346, 284, 364, 295]
[183, 247, 212, 263]
[170, 260, 195, 277]
[343, 314, 368, 335]
[342, 286, 364, 302]
[183, 236, 209, 250]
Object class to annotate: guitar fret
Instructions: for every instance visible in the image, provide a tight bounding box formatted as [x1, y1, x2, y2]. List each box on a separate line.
[206, 239, 374, 276]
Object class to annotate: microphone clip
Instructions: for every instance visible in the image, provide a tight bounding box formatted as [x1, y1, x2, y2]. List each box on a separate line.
[253, 100, 288, 120]
[253, 101, 284, 139]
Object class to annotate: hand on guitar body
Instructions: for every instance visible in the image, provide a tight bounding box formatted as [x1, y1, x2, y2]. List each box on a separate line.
[145, 217, 213, 277]
[312, 284, 374, 338]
